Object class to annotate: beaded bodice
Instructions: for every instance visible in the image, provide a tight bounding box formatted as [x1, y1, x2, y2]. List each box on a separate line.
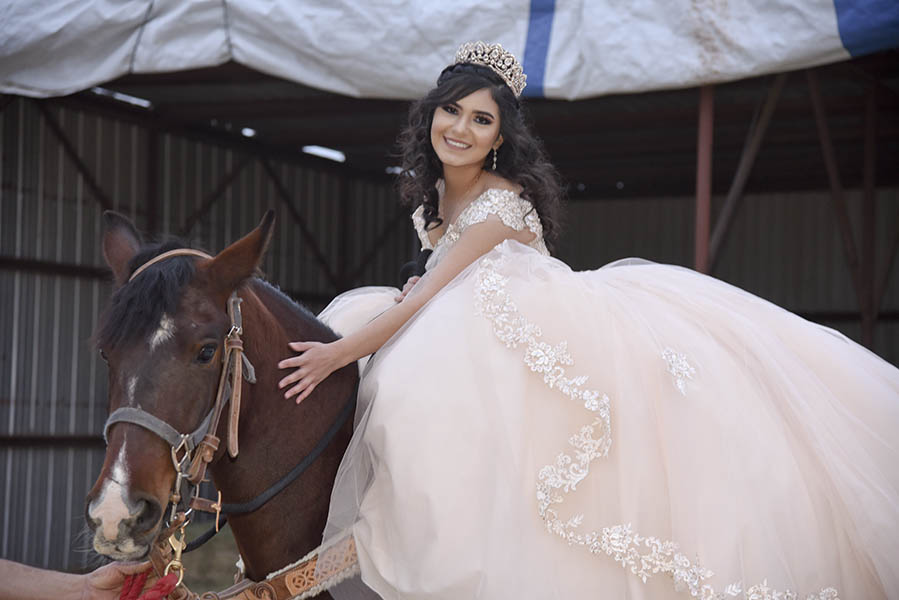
[411, 189, 549, 270]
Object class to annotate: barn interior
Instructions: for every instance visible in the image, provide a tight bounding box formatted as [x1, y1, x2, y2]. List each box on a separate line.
[1, 47, 898, 574]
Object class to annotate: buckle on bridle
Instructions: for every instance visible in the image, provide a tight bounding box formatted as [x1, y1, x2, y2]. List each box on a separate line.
[169, 435, 192, 522]
[171, 435, 191, 470]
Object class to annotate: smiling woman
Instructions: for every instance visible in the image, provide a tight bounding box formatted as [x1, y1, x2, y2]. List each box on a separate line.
[276, 42, 899, 600]
[394, 55, 562, 252]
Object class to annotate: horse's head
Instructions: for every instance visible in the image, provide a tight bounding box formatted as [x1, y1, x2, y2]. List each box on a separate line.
[86, 210, 274, 560]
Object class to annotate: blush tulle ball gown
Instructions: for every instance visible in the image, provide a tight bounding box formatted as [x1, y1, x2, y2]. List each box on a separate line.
[314, 189, 899, 600]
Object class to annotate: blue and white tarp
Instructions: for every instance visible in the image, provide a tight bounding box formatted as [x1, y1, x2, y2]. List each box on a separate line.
[1, 0, 897, 100]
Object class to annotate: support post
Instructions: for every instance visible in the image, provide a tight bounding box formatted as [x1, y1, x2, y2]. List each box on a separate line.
[876, 214, 899, 321]
[146, 128, 159, 235]
[861, 86, 877, 347]
[261, 160, 341, 291]
[179, 156, 252, 237]
[33, 100, 113, 211]
[694, 85, 714, 273]
[709, 74, 786, 272]
[336, 179, 351, 291]
[348, 208, 408, 285]
[806, 70, 865, 315]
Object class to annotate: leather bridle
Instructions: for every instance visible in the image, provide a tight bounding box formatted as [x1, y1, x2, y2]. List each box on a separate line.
[100, 249, 358, 596]
[103, 250, 252, 520]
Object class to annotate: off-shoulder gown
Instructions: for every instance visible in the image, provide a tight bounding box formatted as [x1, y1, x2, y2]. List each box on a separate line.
[313, 189, 899, 600]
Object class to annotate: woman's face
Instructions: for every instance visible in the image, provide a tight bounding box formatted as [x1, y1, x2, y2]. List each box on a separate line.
[430, 88, 502, 169]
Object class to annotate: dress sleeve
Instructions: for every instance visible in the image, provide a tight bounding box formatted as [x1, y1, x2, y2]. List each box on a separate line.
[456, 189, 543, 239]
[411, 205, 433, 250]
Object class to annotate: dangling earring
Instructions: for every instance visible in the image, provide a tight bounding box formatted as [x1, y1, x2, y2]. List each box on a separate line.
[492, 148, 498, 170]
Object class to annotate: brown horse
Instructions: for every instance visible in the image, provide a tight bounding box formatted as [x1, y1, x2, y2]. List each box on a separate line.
[85, 210, 357, 593]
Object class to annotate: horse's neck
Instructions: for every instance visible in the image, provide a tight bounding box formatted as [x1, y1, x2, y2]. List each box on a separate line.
[209, 281, 355, 581]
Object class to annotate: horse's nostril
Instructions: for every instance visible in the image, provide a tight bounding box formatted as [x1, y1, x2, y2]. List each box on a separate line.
[133, 498, 162, 534]
[86, 514, 101, 532]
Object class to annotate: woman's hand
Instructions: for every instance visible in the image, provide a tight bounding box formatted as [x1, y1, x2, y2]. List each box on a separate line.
[395, 276, 421, 302]
[278, 340, 347, 404]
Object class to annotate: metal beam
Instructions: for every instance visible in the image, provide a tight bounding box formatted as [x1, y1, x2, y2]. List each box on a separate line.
[806, 70, 865, 312]
[33, 100, 113, 211]
[709, 73, 787, 271]
[146, 128, 159, 234]
[0, 256, 110, 280]
[694, 85, 714, 273]
[0, 435, 104, 448]
[179, 155, 253, 237]
[260, 160, 341, 291]
[0, 256, 332, 305]
[875, 211, 899, 322]
[52, 94, 393, 185]
[336, 179, 352, 291]
[348, 207, 408, 285]
[861, 86, 877, 347]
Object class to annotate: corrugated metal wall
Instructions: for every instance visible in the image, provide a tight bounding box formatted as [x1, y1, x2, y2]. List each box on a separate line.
[1, 95, 897, 572]
[558, 188, 899, 363]
[0, 98, 417, 571]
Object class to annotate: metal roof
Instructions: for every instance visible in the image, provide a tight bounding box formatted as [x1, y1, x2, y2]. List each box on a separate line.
[50, 50, 899, 200]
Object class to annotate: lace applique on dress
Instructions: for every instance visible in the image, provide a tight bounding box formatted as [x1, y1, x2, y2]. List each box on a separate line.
[662, 347, 695, 396]
[412, 189, 549, 270]
[411, 205, 433, 250]
[472, 256, 839, 600]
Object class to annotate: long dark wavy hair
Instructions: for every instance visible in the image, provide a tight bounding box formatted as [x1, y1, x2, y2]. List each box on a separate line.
[396, 62, 563, 249]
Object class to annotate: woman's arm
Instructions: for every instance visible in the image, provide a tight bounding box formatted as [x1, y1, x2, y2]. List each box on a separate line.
[278, 216, 533, 402]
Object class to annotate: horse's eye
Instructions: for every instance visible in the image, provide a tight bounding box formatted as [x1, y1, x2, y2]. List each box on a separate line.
[196, 344, 217, 364]
[98, 348, 108, 362]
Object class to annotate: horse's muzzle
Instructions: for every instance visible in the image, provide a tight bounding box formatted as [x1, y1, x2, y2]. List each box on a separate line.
[86, 488, 163, 560]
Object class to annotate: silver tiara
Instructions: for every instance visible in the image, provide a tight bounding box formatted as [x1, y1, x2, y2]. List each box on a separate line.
[453, 41, 527, 97]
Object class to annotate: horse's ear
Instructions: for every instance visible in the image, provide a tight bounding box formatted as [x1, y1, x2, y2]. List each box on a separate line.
[103, 211, 142, 287]
[203, 210, 276, 300]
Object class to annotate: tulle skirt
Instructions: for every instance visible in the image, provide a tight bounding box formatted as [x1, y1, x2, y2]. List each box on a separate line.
[316, 241, 899, 599]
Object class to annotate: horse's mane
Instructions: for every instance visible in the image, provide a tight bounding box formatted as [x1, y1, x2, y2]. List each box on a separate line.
[97, 240, 199, 350]
[98, 240, 336, 351]
[256, 280, 322, 326]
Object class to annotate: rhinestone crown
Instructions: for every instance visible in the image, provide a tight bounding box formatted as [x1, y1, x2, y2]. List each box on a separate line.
[453, 41, 527, 97]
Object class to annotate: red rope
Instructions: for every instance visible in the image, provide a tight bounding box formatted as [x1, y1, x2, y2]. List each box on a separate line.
[120, 572, 178, 600]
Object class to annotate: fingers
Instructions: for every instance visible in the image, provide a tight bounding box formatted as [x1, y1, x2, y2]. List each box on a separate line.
[295, 382, 318, 404]
[285, 377, 317, 402]
[278, 368, 307, 390]
[278, 354, 307, 370]
[277, 341, 317, 370]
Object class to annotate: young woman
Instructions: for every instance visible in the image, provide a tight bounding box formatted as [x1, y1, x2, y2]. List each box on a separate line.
[278, 42, 899, 599]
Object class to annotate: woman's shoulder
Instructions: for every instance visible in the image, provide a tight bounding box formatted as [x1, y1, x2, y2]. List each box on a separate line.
[461, 180, 538, 234]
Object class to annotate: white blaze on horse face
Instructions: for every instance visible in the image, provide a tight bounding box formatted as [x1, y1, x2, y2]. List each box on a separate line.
[149, 313, 176, 351]
[89, 439, 133, 543]
[127, 376, 138, 406]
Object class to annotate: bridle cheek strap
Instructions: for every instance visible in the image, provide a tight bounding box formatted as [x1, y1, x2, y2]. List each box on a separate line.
[226, 294, 246, 459]
[101, 291, 255, 487]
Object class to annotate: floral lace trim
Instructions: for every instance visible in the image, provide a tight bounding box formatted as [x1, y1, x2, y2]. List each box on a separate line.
[414, 189, 550, 266]
[473, 256, 839, 600]
[662, 347, 695, 395]
[411, 205, 433, 250]
[598, 523, 839, 600]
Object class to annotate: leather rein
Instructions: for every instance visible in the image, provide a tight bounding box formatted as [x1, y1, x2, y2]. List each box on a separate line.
[101, 249, 358, 598]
